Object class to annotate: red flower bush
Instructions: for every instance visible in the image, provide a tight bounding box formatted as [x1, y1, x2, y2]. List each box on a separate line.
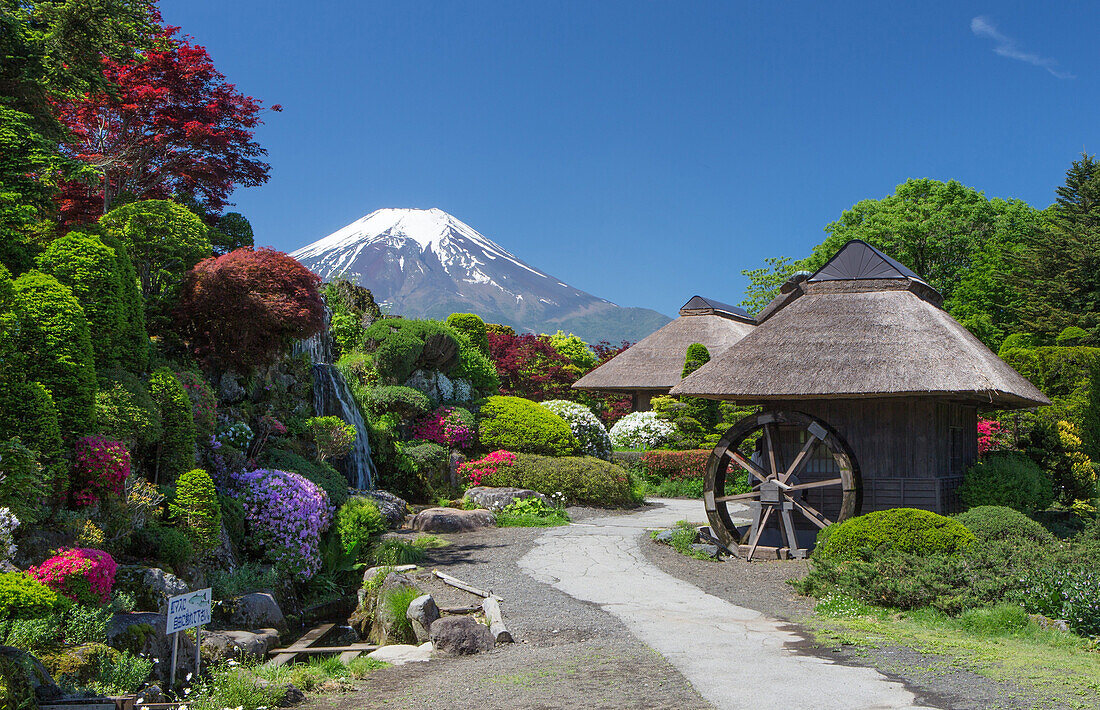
[28, 548, 117, 604]
[412, 407, 474, 448]
[459, 450, 517, 487]
[72, 437, 131, 507]
[978, 418, 1010, 457]
[639, 450, 711, 481]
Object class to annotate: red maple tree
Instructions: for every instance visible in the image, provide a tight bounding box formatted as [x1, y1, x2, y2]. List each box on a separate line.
[174, 248, 324, 373]
[487, 331, 575, 401]
[54, 26, 279, 223]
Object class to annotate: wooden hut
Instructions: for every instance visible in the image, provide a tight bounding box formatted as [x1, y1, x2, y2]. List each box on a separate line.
[573, 295, 756, 410]
[671, 240, 1049, 557]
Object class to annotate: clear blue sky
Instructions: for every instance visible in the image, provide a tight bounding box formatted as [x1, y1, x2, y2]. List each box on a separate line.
[160, 1, 1097, 318]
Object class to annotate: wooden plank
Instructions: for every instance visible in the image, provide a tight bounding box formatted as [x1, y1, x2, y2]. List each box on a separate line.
[339, 650, 362, 665]
[439, 604, 482, 614]
[481, 596, 513, 644]
[433, 570, 500, 600]
[265, 622, 335, 667]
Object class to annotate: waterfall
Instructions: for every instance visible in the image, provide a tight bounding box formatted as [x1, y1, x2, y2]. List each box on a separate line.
[296, 307, 377, 489]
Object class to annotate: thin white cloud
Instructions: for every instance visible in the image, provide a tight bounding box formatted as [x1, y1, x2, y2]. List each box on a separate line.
[970, 16, 1074, 79]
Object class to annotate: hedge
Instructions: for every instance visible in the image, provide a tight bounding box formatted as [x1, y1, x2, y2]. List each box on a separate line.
[818, 508, 975, 561]
[958, 452, 1055, 513]
[365, 385, 432, 420]
[954, 506, 1054, 545]
[478, 452, 640, 507]
[478, 396, 577, 456]
[36, 231, 125, 373]
[149, 368, 196, 483]
[11, 271, 97, 440]
[638, 449, 711, 480]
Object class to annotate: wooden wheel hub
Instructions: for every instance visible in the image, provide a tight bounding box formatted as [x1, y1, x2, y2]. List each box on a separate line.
[704, 410, 861, 560]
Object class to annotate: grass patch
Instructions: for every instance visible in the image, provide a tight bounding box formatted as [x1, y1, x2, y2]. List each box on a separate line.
[807, 594, 1100, 707]
[380, 586, 421, 641]
[189, 662, 287, 710]
[651, 520, 717, 561]
[640, 477, 705, 499]
[411, 534, 448, 549]
[348, 656, 389, 678]
[372, 538, 426, 566]
[496, 497, 571, 527]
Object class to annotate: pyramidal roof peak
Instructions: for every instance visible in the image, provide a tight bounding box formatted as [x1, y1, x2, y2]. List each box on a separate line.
[809, 239, 924, 283]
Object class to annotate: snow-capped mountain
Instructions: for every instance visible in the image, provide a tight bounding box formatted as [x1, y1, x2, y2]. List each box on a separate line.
[290, 208, 670, 344]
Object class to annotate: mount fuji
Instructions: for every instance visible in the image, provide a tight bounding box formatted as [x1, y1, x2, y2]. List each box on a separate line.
[290, 208, 671, 344]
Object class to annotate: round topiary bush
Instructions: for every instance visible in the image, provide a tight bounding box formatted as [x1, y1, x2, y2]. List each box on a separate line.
[335, 497, 386, 557]
[445, 313, 490, 355]
[169, 468, 222, 555]
[954, 505, 1054, 544]
[0, 572, 64, 620]
[609, 411, 677, 450]
[478, 396, 578, 457]
[818, 508, 975, 561]
[539, 400, 612, 460]
[467, 452, 639, 507]
[365, 386, 432, 420]
[958, 452, 1055, 513]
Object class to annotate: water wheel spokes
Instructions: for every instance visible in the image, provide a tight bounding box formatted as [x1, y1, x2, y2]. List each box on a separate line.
[704, 410, 861, 560]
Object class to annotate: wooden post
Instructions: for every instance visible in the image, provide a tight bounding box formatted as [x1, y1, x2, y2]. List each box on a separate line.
[195, 625, 201, 680]
[481, 597, 512, 644]
[168, 631, 178, 689]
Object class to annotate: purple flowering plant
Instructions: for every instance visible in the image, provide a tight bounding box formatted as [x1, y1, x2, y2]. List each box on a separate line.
[231, 468, 333, 580]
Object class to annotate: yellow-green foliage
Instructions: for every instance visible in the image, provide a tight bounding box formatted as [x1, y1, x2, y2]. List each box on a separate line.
[445, 313, 489, 355]
[169, 469, 222, 555]
[95, 371, 162, 449]
[41, 642, 118, 687]
[484, 453, 640, 507]
[149, 368, 196, 482]
[0, 572, 64, 620]
[335, 497, 386, 557]
[10, 271, 96, 440]
[819, 508, 975, 561]
[1055, 420, 1097, 502]
[36, 231, 125, 372]
[477, 396, 578, 456]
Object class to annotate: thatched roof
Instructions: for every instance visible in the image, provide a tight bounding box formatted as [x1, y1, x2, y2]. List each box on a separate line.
[671, 241, 1049, 410]
[572, 295, 756, 393]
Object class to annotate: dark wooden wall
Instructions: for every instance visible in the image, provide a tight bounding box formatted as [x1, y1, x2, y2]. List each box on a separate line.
[770, 397, 977, 514]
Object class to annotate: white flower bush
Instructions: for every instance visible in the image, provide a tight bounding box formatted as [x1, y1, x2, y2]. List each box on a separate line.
[539, 400, 612, 460]
[609, 411, 677, 450]
[0, 507, 19, 562]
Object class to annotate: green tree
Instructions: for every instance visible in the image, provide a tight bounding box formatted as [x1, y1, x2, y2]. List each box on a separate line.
[1015, 154, 1100, 344]
[548, 330, 597, 371]
[148, 368, 196, 483]
[169, 468, 222, 555]
[98, 232, 149, 372]
[11, 271, 96, 439]
[739, 256, 798, 315]
[445, 313, 490, 355]
[210, 212, 254, 255]
[36, 231, 124, 372]
[98, 200, 211, 333]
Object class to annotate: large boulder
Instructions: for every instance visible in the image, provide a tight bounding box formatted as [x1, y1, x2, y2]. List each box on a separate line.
[214, 593, 287, 634]
[366, 642, 433, 665]
[40, 643, 119, 687]
[200, 628, 280, 664]
[410, 507, 495, 533]
[369, 573, 421, 645]
[360, 490, 409, 529]
[107, 612, 196, 685]
[200, 522, 239, 573]
[0, 646, 62, 704]
[114, 565, 190, 613]
[406, 595, 439, 644]
[464, 486, 552, 512]
[429, 616, 494, 655]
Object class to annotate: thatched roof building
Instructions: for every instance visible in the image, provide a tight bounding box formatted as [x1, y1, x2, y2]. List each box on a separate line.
[573, 295, 755, 409]
[673, 241, 1048, 409]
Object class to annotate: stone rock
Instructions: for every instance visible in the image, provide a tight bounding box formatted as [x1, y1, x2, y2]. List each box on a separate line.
[691, 543, 720, 558]
[429, 616, 495, 655]
[115, 565, 190, 613]
[366, 641, 433, 665]
[200, 628, 280, 663]
[406, 595, 439, 644]
[405, 369, 454, 406]
[107, 612, 196, 685]
[369, 573, 421, 645]
[11, 528, 72, 570]
[652, 529, 674, 544]
[410, 507, 495, 533]
[215, 592, 287, 634]
[325, 625, 360, 647]
[0, 645, 63, 703]
[449, 451, 466, 487]
[200, 522, 239, 573]
[252, 674, 305, 706]
[464, 486, 552, 512]
[1029, 614, 1071, 633]
[362, 564, 417, 587]
[174, 561, 208, 591]
[40, 643, 119, 687]
[218, 372, 247, 404]
[136, 683, 166, 705]
[0, 560, 19, 573]
[358, 490, 409, 529]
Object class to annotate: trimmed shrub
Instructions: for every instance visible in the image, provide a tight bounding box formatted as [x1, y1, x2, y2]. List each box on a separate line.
[95, 372, 163, 449]
[998, 332, 1035, 356]
[954, 506, 1055, 544]
[11, 271, 97, 439]
[958, 452, 1055, 513]
[478, 396, 577, 456]
[452, 331, 500, 396]
[682, 342, 711, 377]
[0, 572, 64, 620]
[609, 411, 677, 450]
[403, 440, 448, 479]
[176, 372, 217, 442]
[539, 400, 611, 460]
[305, 416, 357, 462]
[169, 469, 222, 555]
[471, 451, 639, 507]
[639, 449, 710, 481]
[0, 381, 65, 497]
[261, 449, 348, 510]
[335, 497, 386, 557]
[37, 231, 125, 372]
[446, 313, 490, 355]
[27, 548, 117, 605]
[149, 368, 196, 483]
[127, 524, 193, 568]
[0, 440, 43, 524]
[365, 386, 431, 420]
[362, 319, 461, 384]
[1056, 326, 1088, 346]
[818, 508, 975, 561]
[96, 235, 148, 372]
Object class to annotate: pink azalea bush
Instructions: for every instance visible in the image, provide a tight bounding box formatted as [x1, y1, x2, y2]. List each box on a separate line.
[177, 371, 217, 436]
[412, 406, 474, 448]
[978, 418, 1010, 457]
[459, 450, 517, 487]
[231, 469, 333, 580]
[71, 436, 130, 507]
[28, 548, 117, 604]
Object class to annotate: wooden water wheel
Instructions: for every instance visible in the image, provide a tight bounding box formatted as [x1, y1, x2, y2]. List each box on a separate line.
[704, 410, 861, 560]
